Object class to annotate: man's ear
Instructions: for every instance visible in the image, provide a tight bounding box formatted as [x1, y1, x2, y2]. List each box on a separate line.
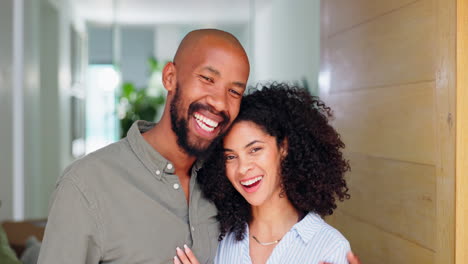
[162, 62, 176, 92]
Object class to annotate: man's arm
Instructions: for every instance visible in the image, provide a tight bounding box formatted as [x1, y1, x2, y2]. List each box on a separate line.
[38, 177, 102, 264]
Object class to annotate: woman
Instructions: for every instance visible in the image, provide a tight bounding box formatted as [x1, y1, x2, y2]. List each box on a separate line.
[175, 83, 351, 264]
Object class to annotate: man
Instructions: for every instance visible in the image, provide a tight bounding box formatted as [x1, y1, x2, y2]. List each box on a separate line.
[38, 29, 360, 264]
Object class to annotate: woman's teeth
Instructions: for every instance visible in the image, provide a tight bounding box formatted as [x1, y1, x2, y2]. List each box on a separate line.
[240, 176, 263, 187]
[194, 113, 219, 132]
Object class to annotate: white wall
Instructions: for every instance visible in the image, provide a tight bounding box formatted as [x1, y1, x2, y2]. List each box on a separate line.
[0, 0, 81, 221]
[0, 0, 14, 221]
[56, 0, 77, 179]
[154, 25, 183, 63]
[252, 0, 321, 93]
[30, 0, 79, 219]
[121, 26, 155, 88]
[23, 0, 43, 219]
[153, 24, 249, 64]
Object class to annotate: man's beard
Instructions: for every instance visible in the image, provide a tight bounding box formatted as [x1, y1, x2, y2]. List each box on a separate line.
[170, 84, 229, 158]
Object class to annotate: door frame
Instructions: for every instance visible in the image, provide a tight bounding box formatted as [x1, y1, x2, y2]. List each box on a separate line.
[456, 0, 468, 263]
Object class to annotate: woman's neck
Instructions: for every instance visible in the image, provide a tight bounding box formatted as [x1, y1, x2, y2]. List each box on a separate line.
[249, 195, 300, 240]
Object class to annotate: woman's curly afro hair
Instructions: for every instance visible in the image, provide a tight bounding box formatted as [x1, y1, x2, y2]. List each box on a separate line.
[197, 82, 350, 241]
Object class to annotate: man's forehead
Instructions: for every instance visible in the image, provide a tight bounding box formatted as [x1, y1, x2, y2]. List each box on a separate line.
[177, 34, 246, 62]
[185, 47, 247, 71]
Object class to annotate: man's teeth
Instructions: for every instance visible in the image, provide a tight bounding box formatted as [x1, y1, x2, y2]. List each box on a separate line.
[194, 113, 219, 129]
[196, 119, 215, 132]
[240, 176, 263, 186]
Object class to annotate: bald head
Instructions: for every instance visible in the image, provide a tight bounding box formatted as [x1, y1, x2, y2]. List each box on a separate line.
[173, 29, 249, 66]
[157, 28, 250, 158]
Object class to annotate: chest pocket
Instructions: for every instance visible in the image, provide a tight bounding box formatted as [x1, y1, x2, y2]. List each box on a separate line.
[191, 200, 220, 264]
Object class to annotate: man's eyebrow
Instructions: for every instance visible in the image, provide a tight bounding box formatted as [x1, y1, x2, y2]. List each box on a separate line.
[202, 66, 220, 76]
[232, 81, 247, 89]
[201, 66, 246, 88]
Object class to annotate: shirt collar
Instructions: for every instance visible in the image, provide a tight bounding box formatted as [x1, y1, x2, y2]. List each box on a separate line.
[127, 120, 176, 180]
[292, 212, 324, 244]
[193, 158, 204, 172]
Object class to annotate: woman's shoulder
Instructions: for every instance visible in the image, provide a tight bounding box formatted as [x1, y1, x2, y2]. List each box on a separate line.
[218, 230, 247, 249]
[299, 213, 350, 249]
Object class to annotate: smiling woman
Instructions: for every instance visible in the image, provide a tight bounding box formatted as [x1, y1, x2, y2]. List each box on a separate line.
[189, 83, 352, 264]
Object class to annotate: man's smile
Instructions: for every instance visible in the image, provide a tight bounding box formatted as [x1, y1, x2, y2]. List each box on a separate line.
[194, 112, 219, 132]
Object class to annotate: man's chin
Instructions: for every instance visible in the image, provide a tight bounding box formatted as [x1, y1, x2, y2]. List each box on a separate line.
[183, 136, 219, 157]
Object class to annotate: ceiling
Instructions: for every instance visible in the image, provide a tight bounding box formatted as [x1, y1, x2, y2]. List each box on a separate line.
[74, 0, 271, 25]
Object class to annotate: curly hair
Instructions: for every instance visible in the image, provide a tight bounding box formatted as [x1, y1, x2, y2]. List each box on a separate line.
[197, 83, 350, 241]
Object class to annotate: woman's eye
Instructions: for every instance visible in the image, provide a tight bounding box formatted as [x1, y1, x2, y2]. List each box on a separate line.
[251, 147, 262, 153]
[225, 155, 236, 161]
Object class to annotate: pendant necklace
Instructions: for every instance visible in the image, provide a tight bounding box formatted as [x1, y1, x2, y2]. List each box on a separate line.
[251, 235, 281, 246]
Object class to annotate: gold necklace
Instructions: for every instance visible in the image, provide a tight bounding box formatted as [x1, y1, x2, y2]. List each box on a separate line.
[251, 235, 281, 246]
[250, 212, 304, 246]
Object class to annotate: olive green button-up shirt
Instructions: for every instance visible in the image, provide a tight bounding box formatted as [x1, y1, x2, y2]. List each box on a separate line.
[38, 121, 219, 264]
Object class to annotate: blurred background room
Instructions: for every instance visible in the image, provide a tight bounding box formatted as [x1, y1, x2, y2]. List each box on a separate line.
[0, 0, 467, 263]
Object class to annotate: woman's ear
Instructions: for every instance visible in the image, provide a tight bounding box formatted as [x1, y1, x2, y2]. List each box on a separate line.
[280, 138, 288, 158]
[162, 62, 176, 92]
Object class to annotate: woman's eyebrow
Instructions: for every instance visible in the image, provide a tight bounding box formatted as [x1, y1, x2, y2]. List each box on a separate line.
[244, 140, 263, 149]
[223, 140, 265, 152]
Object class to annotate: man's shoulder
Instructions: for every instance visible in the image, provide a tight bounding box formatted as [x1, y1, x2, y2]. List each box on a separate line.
[60, 138, 132, 184]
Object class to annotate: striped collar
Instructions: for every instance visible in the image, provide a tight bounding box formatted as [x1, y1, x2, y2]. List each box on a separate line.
[291, 212, 325, 244]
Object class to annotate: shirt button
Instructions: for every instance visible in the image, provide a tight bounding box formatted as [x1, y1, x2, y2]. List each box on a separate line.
[191, 226, 195, 232]
[167, 163, 173, 170]
[155, 170, 161, 175]
[173, 183, 180, 190]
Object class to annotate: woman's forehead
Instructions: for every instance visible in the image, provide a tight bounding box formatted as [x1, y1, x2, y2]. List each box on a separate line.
[223, 121, 271, 147]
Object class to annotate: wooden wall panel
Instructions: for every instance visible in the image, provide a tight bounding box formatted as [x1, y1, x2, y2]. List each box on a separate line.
[327, 211, 434, 264]
[325, 0, 418, 37]
[341, 152, 435, 250]
[434, 0, 456, 262]
[321, 0, 456, 262]
[325, 82, 435, 164]
[326, 0, 434, 92]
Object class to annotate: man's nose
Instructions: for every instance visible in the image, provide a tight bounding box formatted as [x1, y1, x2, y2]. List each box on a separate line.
[206, 85, 228, 113]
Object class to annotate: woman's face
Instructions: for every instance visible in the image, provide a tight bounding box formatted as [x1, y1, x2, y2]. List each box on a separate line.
[223, 121, 286, 206]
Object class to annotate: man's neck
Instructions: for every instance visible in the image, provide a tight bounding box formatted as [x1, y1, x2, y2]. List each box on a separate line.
[142, 118, 196, 176]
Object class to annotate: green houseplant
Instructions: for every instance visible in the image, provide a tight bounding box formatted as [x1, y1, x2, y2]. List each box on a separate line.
[118, 58, 166, 138]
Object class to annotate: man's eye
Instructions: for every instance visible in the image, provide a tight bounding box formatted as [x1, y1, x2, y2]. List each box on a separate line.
[200, 75, 213, 82]
[229, 89, 241, 97]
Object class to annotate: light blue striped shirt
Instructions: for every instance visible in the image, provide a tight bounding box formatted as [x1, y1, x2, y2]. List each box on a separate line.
[214, 213, 351, 264]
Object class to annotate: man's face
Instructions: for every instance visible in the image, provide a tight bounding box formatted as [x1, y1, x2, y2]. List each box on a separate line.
[169, 43, 250, 157]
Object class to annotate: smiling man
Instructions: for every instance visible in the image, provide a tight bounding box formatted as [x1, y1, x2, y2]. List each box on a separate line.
[38, 29, 249, 264]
